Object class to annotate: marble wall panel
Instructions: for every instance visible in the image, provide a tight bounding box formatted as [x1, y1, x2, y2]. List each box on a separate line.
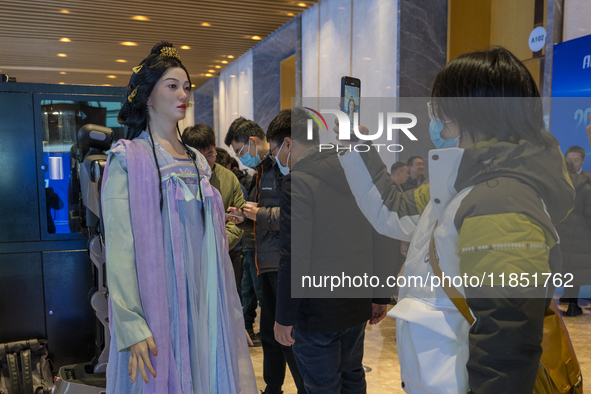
[302, 3, 320, 103]
[220, 60, 240, 144]
[563, 0, 591, 41]
[253, 19, 297, 132]
[192, 78, 215, 129]
[318, 0, 352, 98]
[238, 50, 254, 120]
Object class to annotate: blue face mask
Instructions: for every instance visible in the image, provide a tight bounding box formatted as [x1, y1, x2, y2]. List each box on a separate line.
[238, 140, 261, 168]
[275, 141, 290, 176]
[429, 119, 460, 149]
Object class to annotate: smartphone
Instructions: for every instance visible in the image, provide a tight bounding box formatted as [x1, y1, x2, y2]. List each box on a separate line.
[341, 76, 361, 140]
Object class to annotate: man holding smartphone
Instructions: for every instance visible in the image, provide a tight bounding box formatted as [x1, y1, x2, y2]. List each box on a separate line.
[226, 117, 307, 394]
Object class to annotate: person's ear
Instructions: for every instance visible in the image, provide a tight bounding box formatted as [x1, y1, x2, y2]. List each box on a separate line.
[285, 137, 292, 151]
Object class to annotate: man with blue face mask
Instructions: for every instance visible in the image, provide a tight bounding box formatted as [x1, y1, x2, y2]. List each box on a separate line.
[225, 117, 307, 394]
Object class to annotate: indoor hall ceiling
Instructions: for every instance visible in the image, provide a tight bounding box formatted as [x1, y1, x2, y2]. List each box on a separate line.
[0, 0, 315, 89]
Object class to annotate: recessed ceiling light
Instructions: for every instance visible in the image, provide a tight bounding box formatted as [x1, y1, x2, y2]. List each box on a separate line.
[201, 22, 211, 27]
[103, 84, 111, 86]
[205, 73, 213, 77]
[298, 2, 307, 6]
[60, 38, 71, 42]
[287, 12, 295, 16]
[121, 42, 138, 46]
[132, 15, 150, 21]
[215, 65, 221, 69]
[227, 55, 234, 59]
[180, 46, 191, 50]
[191, 84, 195, 87]
[57, 53, 67, 57]
[116, 59, 127, 63]
[208, 69, 215, 73]
[60, 72, 67, 75]
[59, 82, 65, 85]
[59, 10, 70, 14]
[221, 60, 228, 64]
[107, 75, 117, 79]
[251, 36, 262, 40]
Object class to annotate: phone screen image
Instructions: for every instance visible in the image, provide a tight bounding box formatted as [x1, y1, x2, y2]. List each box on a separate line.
[341, 77, 361, 135]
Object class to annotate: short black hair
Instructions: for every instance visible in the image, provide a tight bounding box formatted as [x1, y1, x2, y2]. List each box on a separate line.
[266, 108, 319, 146]
[390, 161, 408, 174]
[407, 156, 423, 166]
[566, 146, 585, 160]
[431, 46, 552, 149]
[215, 147, 230, 167]
[228, 157, 240, 169]
[224, 117, 265, 146]
[183, 123, 216, 151]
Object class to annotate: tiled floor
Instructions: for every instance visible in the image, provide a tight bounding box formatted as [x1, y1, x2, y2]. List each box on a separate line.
[249, 296, 590, 393]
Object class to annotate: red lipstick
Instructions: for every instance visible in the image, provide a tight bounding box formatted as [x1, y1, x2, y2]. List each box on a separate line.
[178, 104, 187, 110]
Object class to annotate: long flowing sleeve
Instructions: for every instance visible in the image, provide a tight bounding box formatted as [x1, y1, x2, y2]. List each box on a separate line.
[103, 153, 153, 352]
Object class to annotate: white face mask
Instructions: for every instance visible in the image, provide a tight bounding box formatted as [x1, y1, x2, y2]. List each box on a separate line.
[275, 141, 290, 175]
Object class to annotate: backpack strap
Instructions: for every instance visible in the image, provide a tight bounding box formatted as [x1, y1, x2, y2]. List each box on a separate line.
[19, 348, 33, 394]
[429, 222, 475, 325]
[5, 348, 21, 394]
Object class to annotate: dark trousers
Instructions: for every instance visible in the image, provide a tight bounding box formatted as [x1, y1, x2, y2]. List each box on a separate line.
[241, 250, 262, 328]
[563, 285, 581, 303]
[260, 271, 307, 394]
[292, 322, 367, 394]
[229, 249, 243, 301]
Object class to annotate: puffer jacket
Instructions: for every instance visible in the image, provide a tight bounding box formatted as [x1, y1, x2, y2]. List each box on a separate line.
[237, 154, 283, 273]
[339, 135, 575, 394]
[556, 173, 591, 286]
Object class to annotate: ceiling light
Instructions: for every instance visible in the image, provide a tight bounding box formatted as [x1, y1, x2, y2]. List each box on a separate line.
[191, 84, 195, 87]
[107, 75, 117, 79]
[208, 69, 215, 73]
[221, 60, 228, 64]
[59, 82, 65, 85]
[201, 22, 211, 27]
[227, 55, 234, 59]
[230, 75, 236, 78]
[57, 53, 67, 57]
[60, 38, 71, 42]
[215, 65, 221, 69]
[251, 36, 262, 40]
[121, 42, 138, 46]
[59, 10, 70, 14]
[116, 59, 127, 63]
[298, 2, 307, 6]
[180, 46, 191, 50]
[103, 84, 111, 86]
[132, 15, 150, 21]
[60, 72, 66, 75]
[205, 73, 213, 77]
[287, 12, 295, 16]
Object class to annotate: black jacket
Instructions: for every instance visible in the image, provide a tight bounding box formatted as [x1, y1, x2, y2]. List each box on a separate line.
[556, 173, 591, 286]
[237, 155, 283, 273]
[276, 150, 391, 332]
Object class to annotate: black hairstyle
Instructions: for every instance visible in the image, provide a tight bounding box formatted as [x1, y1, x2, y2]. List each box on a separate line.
[407, 156, 423, 166]
[390, 161, 408, 175]
[117, 42, 202, 211]
[566, 146, 586, 160]
[183, 123, 216, 151]
[215, 147, 231, 168]
[431, 46, 552, 148]
[266, 108, 319, 146]
[118, 41, 191, 140]
[228, 157, 240, 169]
[224, 116, 265, 146]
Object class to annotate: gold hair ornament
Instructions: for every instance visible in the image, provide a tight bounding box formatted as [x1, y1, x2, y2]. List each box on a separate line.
[127, 86, 139, 102]
[160, 47, 180, 60]
[187, 101, 194, 108]
[132, 64, 143, 74]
